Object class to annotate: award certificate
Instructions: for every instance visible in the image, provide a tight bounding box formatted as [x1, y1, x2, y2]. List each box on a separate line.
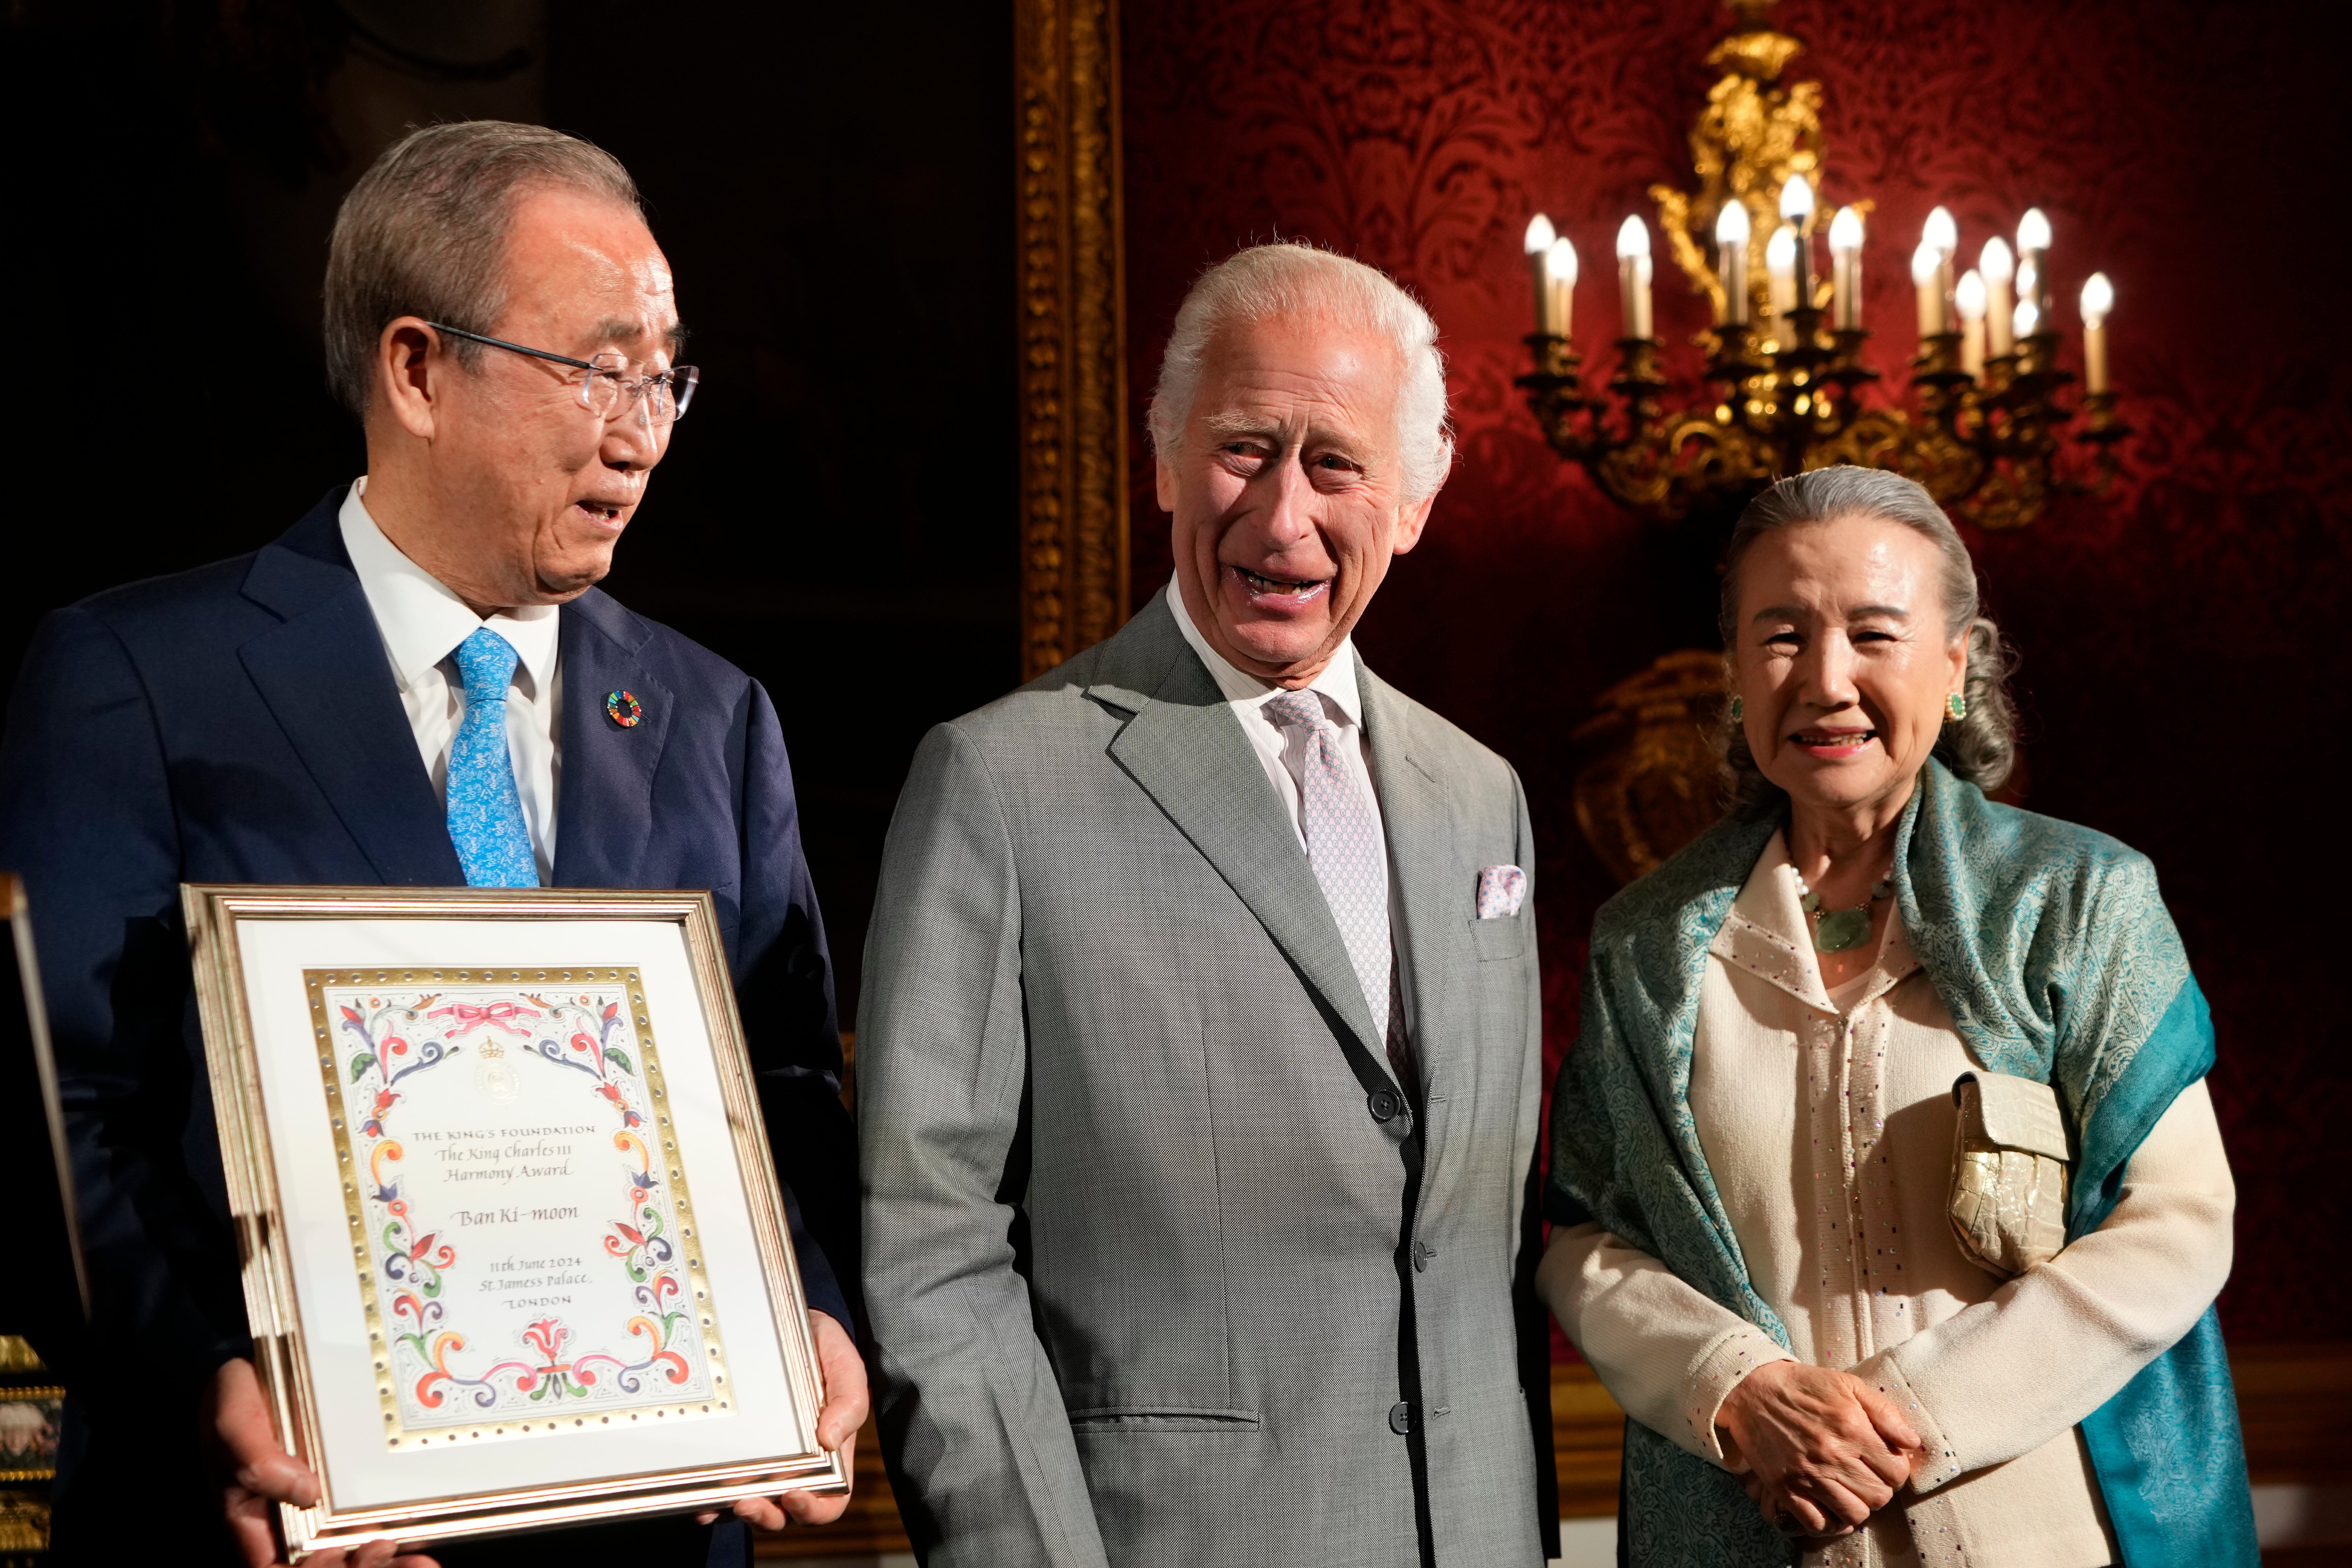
[314, 967, 726, 1446]
[186, 887, 845, 1560]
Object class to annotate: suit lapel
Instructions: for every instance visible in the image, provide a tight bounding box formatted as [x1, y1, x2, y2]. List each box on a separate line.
[1359, 665, 1462, 1110]
[1093, 603, 1394, 1085]
[550, 592, 674, 889]
[237, 519, 464, 886]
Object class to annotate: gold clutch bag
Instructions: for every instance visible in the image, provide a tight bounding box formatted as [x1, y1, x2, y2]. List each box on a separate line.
[1948, 1070, 2071, 1279]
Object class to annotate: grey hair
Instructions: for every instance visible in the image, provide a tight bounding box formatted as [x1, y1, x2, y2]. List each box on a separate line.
[1717, 467, 2019, 815]
[1146, 242, 1454, 501]
[324, 121, 644, 417]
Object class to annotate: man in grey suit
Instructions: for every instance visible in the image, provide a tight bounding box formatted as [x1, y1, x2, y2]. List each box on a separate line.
[859, 243, 1554, 1567]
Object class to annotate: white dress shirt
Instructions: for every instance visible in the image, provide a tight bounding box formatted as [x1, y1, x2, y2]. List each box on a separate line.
[1164, 579, 1386, 859]
[338, 479, 563, 881]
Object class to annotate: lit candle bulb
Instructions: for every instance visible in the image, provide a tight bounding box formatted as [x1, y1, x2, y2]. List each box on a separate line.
[1716, 198, 1752, 325]
[1923, 206, 1959, 331]
[1616, 215, 1654, 340]
[2012, 298, 2039, 343]
[1956, 269, 1988, 377]
[2017, 207, 2051, 315]
[1767, 224, 1799, 346]
[1524, 214, 1558, 336]
[1779, 174, 1816, 302]
[2079, 271, 2113, 393]
[1980, 237, 2016, 358]
[1912, 241, 1943, 338]
[1545, 236, 1579, 339]
[1828, 206, 1864, 330]
[1779, 175, 1816, 225]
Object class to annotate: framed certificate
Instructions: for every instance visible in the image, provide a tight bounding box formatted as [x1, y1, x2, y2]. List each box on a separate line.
[184, 885, 846, 1560]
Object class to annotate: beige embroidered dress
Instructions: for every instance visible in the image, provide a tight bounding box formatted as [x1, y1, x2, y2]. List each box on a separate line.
[1539, 832, 2235, 1567]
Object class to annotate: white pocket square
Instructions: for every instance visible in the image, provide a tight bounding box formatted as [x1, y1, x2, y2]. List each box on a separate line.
[1477, 864, 1527, 919]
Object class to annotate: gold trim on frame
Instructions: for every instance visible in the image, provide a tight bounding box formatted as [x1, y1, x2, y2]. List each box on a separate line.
[0, 1383, 65, 1484]
[1017, 0, 1130, 679]
[183, 886, 846, 1562]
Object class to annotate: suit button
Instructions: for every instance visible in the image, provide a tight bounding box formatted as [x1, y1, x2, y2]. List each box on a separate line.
[1367, 1087, 1402, 1123]
[1411, 1241, 1434, 1272]
[1388, 1400, 1413, 1434]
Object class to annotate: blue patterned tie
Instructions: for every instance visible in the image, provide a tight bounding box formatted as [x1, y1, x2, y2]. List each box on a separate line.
[446, 628, 540, 888]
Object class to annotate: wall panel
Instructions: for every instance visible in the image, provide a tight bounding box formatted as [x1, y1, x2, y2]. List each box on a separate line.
[1120, 0, 2351, 1346]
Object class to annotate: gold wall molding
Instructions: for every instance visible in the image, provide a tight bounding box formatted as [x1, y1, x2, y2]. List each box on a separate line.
[1551, 1361, 1625, 1518]
[1017, 0, 1130, 679]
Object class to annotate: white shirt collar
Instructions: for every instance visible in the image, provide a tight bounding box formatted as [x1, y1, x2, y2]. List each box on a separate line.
[338, 478, 560, 698]
[1711, 829, 1918, 1014]
[1164, 579, 1363, 728]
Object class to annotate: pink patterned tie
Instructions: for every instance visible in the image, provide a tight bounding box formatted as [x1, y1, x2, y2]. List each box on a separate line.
[1262, 691, 1404, 1077]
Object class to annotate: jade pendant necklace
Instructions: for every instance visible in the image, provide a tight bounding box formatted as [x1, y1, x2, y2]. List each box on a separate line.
[1792, 867, 1893, 954]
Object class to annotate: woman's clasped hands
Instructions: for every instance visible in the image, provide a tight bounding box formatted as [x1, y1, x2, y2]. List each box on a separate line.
[1715, 1361, 1925, 1540]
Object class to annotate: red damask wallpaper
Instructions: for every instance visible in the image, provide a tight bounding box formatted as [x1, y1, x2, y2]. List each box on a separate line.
[1121, 0, 2349, 1343]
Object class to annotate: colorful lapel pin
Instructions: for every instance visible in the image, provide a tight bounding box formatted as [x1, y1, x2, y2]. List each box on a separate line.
[605, 690, 644, 729]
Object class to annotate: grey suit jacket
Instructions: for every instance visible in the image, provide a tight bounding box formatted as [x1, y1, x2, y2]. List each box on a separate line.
[859, 595, 1551, 1568]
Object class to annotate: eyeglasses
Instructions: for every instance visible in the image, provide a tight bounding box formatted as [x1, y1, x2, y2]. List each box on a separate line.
[426, 322, 699, 425]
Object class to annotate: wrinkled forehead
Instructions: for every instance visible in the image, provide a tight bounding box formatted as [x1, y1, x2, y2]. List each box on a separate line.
[1740, 514, 1952, 616]
[1190, 309, 1405, 440]
[501, 188, 684, 359]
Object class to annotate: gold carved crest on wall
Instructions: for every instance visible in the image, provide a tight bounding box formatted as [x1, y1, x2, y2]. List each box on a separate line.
[1569, 651, 1729, 885]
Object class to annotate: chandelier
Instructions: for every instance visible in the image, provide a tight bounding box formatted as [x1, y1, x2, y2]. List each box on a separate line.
[1515, 0, 2126, 529]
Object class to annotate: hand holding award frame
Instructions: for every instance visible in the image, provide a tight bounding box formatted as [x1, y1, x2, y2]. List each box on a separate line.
[185, 886, 850, 1561]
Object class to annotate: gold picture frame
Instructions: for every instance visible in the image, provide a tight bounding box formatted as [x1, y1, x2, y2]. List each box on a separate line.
[184, 885, 846, 1561]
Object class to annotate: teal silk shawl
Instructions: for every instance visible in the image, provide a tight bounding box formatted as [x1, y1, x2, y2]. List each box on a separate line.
[1545, 760, 2257, 1568]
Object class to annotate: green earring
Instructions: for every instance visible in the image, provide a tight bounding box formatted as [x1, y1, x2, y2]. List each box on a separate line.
[1729, 695, 1744, 721]
[1945, 691, 1967, 721]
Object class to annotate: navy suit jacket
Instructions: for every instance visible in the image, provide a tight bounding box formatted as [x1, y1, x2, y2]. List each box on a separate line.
[0, 490, 856, 1459]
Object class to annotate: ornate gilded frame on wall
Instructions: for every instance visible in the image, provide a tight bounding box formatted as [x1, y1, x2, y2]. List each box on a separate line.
[183, 886, 845, 1560]
[1017, 0, 1130, 679]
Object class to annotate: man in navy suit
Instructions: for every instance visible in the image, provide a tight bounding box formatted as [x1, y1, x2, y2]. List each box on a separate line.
[0, 123, 866, 1567]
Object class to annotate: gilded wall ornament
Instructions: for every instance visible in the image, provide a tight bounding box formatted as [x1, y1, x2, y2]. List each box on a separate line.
[1018, 0, 1131, 677]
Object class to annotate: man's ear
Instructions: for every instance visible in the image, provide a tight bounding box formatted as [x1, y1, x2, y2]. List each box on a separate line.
[1389, 490, 1439, 556]
[374, 318, 443, 441]
[1154, 452, 1179, 514]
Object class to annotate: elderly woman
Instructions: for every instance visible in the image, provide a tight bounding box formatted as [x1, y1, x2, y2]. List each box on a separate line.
[1542, 469, 2255, 1567]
